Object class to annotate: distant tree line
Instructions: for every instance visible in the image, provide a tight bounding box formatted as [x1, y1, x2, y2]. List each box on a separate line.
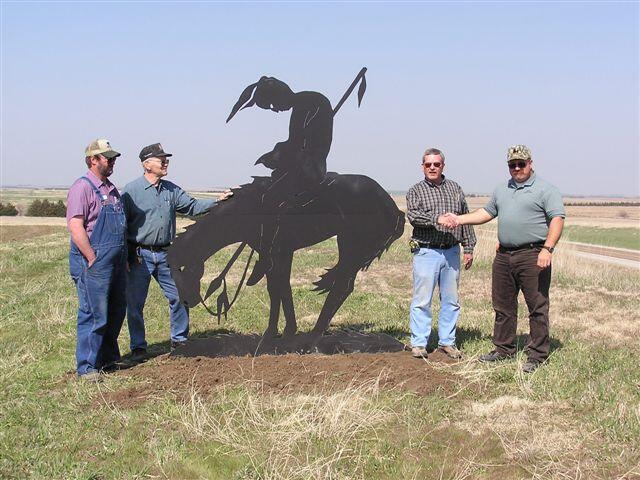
[0, 203, 19, 216]
[26, 199, 66, 217]
[564, 201, 640, 207]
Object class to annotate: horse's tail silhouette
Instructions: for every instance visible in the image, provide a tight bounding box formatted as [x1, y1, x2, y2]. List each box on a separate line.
[312, 208, 404, 294]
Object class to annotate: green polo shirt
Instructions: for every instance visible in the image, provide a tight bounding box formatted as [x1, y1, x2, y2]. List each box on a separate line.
[122, 176, 216, 247]
[483, 173, 565, 248]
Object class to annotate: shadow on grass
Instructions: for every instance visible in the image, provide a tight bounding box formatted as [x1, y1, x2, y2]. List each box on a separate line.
[120, 328, 241, 365]
[121, 325, 562, 366]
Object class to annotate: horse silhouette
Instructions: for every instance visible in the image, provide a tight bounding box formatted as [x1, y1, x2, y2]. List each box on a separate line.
[167, 70, 405, 341]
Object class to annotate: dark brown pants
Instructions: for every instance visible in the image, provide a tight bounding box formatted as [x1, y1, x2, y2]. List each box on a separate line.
[491, 248, 552, 362]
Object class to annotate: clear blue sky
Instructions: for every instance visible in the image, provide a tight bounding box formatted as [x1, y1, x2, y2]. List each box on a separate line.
[1, 1, 638, 196]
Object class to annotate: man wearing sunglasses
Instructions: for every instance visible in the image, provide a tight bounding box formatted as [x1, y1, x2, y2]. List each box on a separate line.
[67, 139, 127, 382]
[441, 145, 565, 373]
[406, 148, 476, 360]
[121, 143, 233, 362]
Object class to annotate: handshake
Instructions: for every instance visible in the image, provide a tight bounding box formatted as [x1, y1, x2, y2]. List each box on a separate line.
[437, 213, 460, 229]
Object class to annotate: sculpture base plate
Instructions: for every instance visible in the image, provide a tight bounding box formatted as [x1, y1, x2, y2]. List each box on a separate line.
[170, 330, 405, 358]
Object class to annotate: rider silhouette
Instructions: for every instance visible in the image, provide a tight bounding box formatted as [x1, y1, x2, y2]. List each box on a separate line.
[227, 76, 335, 282]
[227, 76, 333, 192]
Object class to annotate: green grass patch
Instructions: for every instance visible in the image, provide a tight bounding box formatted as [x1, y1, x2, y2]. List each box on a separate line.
[563, 225, 640, 250]
[1, 227, 639, 478]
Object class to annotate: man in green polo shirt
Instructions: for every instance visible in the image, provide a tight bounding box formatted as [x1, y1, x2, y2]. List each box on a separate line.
[441, 145, 565, 373]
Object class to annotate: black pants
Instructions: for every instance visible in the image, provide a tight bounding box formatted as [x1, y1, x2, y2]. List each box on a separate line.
[491, 248, 552, 362]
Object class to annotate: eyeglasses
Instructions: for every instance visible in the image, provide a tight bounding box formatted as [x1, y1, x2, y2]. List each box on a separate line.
[423, 162, 442, 168]
[508, 161, 528, 170]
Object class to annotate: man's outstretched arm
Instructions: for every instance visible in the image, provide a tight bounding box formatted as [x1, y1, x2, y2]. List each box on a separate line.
[458, 208, 494, 226]
[439, 208, 494, 228]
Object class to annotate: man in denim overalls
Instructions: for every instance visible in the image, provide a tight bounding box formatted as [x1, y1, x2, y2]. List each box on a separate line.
[66, 139, 127, 381]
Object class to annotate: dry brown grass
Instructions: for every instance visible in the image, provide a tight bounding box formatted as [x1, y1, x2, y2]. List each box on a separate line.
[178, 375, 396, 479]
[456, 395, 600, 479]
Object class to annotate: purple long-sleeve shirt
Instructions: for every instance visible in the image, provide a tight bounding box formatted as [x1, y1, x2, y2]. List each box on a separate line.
[66, 170, 120, 236]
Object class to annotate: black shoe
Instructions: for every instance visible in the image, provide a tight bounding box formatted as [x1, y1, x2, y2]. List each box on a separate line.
[101, 360, 130, 372]
[522, 359, 542, 373]
[170, 341, 187, 352]
[130, 348, 147, 363]
[478, 350, 515, 363]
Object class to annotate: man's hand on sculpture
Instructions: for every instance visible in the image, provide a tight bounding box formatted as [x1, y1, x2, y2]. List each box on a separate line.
[537, 249, 552, 269]
[463, 253, 473, 270]
[218, 189, 234, 201]
[437, 213, 459, 229]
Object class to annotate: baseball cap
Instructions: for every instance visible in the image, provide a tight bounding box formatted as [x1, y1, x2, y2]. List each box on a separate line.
[85, 139, 121, 159]
[139, 143, 173, 161]
[507, 145, 532, 162]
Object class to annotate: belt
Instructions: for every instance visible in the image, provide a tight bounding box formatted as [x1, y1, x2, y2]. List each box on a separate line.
[498, 242, 544, 253]
[130, 242, 169, 252]
[418, 242, 457, 250]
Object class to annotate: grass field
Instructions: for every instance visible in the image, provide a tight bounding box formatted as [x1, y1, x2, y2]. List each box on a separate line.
[0, 188, 67, 214]
[562, 225, 640, 250]
[1, 220, 639, 479]
[0, 188, 221, 215]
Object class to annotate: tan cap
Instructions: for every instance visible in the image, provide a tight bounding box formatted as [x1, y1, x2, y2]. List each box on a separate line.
[507, 144, 531, 162]
[85, 139, 121, 159]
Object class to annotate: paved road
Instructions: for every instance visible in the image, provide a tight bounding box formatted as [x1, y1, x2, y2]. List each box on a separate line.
[473, 230, 639, 269]
[566, 241, 639, 269]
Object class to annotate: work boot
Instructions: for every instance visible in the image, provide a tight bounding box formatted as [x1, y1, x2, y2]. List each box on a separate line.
[411, 346, 428, 359]
[522, 359, 542, 373]
[438, 345, 463, 359]
[478, 350, 515, 363]
[78, 371, 103, 383]
[130, 348, 147, 363]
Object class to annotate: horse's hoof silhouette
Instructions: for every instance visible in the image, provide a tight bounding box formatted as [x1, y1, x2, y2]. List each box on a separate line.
[282, 326, 297, 338]
[263, 326, 278, 338]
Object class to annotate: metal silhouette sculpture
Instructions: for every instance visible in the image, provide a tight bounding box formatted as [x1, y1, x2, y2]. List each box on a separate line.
[167, 68, 405, 351]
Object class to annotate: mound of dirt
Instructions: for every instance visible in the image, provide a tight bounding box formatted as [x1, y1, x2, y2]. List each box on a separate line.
[103, 350, 457, 409]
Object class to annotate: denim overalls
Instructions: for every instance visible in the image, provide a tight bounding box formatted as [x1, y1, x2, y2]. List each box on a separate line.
[69, 177, 127, 375]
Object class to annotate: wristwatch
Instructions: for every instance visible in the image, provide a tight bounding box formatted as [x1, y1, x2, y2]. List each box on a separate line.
[541, 245, 555, 253]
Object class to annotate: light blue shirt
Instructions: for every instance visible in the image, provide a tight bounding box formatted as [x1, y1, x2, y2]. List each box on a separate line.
[483, 173, 565, 247]
[122, 176, 216, 246]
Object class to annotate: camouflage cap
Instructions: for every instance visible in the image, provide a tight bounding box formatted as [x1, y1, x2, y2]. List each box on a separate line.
[85, 139, 121, 159]
[507, 144, 531, 162]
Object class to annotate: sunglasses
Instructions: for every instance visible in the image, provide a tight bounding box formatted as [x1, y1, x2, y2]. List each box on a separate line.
[508, 161, 528, 170]
[150, 158, 170, 166]
[423, 162, 442, 168]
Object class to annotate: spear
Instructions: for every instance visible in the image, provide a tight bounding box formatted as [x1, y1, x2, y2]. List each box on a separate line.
[333, 67, 367, 116]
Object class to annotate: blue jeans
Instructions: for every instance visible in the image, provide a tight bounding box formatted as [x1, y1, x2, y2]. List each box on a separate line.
[126, 248, 189, 350]
[410, 246, 461, 348]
